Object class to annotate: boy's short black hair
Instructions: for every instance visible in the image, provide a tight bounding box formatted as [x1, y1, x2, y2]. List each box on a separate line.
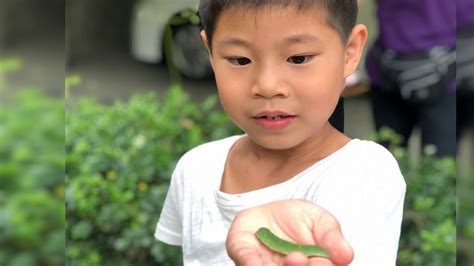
[199, 0, 358, 51]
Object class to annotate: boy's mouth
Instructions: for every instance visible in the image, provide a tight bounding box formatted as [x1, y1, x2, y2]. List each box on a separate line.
[253, 111, 295, 119]
[259, 115, 293, 120]
[252, 111, 296, 130]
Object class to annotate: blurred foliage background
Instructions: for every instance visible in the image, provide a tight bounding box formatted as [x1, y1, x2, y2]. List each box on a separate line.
[65, 84, 241, 265]
[0, 60, 65, 265]
[458, 171, 474, 264]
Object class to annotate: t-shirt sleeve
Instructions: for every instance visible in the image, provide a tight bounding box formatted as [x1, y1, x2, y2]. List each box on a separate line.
[316, 142, 406, 266]
[154, 164, 184, 246]
[353, 181, 405, 266]
[348, 146, 406, 266]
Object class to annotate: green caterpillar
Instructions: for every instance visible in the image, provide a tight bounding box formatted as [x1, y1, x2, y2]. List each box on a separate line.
[255, 227, 330, 258]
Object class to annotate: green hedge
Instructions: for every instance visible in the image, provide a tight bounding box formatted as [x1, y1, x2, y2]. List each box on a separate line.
[458, 171, 474, 265]
[0, 89, 65, 266]
[372, 129, 456, 265]
[65, 85, 242, 265]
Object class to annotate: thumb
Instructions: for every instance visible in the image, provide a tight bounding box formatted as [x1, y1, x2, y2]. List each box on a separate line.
[319, 227, 354, 265]
[311, 211, 354, 265]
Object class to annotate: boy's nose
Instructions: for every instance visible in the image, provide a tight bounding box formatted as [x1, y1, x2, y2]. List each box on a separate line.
[251, 65, 290, 99]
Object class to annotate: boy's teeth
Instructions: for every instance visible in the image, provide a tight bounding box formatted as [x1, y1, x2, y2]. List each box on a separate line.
[260, 115, 288, 120]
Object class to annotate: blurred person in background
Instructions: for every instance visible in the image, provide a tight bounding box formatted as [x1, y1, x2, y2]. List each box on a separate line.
[457, 0, 474, 137]
[364, 0, 456, 157]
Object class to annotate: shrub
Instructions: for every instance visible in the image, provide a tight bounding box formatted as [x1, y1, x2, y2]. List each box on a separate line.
[65, 85, 242, 265]
[397, 155, 456, 266]
[0, 89, 65, 266]
[457, 172, 474, 265]
[372, 128, 456, 266]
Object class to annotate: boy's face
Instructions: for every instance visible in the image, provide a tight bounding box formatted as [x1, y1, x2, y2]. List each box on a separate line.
[201, 6, 367, 150]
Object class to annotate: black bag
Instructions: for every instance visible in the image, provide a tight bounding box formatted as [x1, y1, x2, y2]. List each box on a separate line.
[374, 44, 456, 104]
[457, 30, 474, 92]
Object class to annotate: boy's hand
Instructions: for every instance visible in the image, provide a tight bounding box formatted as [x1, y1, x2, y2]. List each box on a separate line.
[226, 200, 353, 266]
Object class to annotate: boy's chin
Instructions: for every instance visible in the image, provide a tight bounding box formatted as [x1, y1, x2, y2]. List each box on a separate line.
[249, 134, 304, 151]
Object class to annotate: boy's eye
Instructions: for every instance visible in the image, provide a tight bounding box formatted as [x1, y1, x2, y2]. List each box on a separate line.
[287, 55, 314, 64]
[227, 57, 251, 66]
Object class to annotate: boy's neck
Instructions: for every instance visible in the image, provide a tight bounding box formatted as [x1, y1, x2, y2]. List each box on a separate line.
[220, 124, 351, 194]
[244, 124, 350, 165]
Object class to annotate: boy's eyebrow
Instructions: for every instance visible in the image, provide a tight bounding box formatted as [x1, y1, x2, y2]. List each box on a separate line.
[284, 33, 320, 45]
[216, 34, 320, 49]
[216, 38, 250, 49]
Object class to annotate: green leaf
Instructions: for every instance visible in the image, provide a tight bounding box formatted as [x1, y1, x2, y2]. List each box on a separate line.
[71, 221, 93, 240]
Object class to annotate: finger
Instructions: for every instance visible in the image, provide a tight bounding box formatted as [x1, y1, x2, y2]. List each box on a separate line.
[312, 212, 354, 265]
[283, 251, 336, 266]
[319, 227, 353, 265]
[227, 239, 264, 266]
[308, 257, 334, 266]
[235, 251, 263, 266]
[282, 251, 309, 266]
[226, 228, 264, 266]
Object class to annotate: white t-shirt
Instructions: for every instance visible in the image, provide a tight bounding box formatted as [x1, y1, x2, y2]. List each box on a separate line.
[155, 135, 406, 266]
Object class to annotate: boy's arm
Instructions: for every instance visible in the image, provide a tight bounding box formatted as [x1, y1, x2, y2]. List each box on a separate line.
[226, 199, 354, 266]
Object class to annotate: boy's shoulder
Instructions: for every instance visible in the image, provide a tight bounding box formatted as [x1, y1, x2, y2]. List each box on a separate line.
[343, 139, 399, 164]
[339, 139, 405, 186]
[333, 139, 404, 179]
[359, 139, 400, 167]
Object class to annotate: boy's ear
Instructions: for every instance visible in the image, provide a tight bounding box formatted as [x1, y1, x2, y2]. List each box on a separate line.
[200, 30, 214, 66]
[343, 24, 368, 78]
[200, 30, 210, 50]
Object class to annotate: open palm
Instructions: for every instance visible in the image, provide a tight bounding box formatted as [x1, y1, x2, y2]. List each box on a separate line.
[226, 200, 354, 266]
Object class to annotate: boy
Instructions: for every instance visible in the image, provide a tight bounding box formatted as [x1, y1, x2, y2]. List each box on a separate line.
[155, 1, 406, 265]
